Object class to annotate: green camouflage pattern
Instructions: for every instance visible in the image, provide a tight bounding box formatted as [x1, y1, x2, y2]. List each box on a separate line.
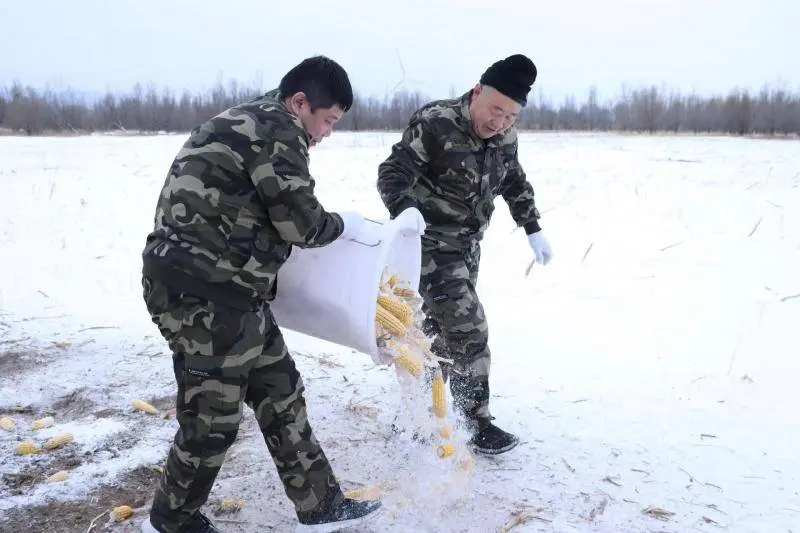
[377, 89, 543, 423]
[143, 277, 343, 533]
[376, 90, 540, 247]
[142, 88, 344, 304]
[418, 238, 491, 421]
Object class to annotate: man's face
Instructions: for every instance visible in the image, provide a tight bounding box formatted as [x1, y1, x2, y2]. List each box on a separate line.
[286, 93, 344, 147]
[468, 84, 522, 139]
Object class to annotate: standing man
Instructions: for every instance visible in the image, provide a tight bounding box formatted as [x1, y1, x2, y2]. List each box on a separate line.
[377, 54, 554, 455]
[140, 56, 381, 533]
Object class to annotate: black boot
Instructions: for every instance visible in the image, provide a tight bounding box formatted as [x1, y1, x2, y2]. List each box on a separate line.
[296, 496, 382, 532]
[468, 418, 520, 455]
[141, 511, 222, 533]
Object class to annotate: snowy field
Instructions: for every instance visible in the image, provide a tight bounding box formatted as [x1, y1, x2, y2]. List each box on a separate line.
[0, 131, 799, 533]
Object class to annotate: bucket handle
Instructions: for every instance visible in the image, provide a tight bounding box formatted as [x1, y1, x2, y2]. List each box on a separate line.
[347, 218, 385, 247]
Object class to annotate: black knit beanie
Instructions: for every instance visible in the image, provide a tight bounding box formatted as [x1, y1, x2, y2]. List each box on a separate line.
[479, 54, 537, 106]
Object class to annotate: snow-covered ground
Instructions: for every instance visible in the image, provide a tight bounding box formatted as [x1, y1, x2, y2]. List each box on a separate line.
[1, 131, 798, 533]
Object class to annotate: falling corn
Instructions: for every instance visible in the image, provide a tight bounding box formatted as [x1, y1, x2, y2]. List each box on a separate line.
[43, 432, 73, 450]
[344, 486, 381, 500]
[436, 444, 456, 458]
[438, 424, 454, 439]
[377, 294, 413, 328]
[376, 304, 407, 336]
[45, 470, 70, 483]
[387, 274, 399, 288]
[112, 505, 134, 521]
[432, 369, 447, 419]
[394, 346, 423, 378]
[31, 416, 55, 430]
[393, 287, 416, 299]
[0, 416, 15, 431]
[132, 399, 159, 415]
[16, 441, 41, 455]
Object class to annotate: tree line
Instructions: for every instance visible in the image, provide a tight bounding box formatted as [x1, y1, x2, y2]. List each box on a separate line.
[1, 79, 798, 137]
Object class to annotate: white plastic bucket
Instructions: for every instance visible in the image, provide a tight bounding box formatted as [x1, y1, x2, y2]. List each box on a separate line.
[270, 217, 422, 364]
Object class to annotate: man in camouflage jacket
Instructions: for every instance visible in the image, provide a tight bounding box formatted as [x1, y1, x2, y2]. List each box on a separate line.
[377, 54, 554, 455]
[140, 56, 381, 533]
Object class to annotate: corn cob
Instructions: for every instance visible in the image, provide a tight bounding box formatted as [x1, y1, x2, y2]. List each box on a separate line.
[393, 287, 416, 299]
[432, 370, 447, 419]
[112, 505, 134, 521]
[394, 346, 423, 378]
[387, 274, 399, 288]
[16, 441, 41, 455]
[132, 399, 159, 415]
[31, 416, 55, 430]
[438, 424, 454, 439]
[344, 486, 381, 500]
[45, 470, 70, 483]
[0, 416, 15, 431]
[436, 444, 456, 458]
[377, 295, 413, 328]
[216, 499, 245, 513]
[43, 432, 73, 450]
[376, 305, 407, 336]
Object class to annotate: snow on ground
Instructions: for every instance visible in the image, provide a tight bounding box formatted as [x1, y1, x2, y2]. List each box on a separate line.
[0, 131, 799, 532]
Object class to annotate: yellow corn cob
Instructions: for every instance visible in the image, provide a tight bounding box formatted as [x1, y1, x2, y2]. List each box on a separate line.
[0, 416, 15, 431]
[16, 441, 41, 455]
[394, 346, 423, 378]
[393, 287, 416, 299]
[45, 470, 70, 483]
[436, 444, 456, 458]
[432, 370, 447, 419]
[132, 399, 159, 415]
[31, 416, 55, 430]
[112, 505, 134, 521]
[439, 424, 454, 439]
[376, 305, 407, 336]
[344, 486, 381, 500]
[387, 274, 399, 287]
[217, 499, 245, 513]
[377, 295, 413, 328]
[43, 432, 73, 450]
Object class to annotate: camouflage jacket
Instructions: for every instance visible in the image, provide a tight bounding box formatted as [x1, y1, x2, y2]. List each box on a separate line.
[141, 89, 344, 311]
[377, 90, 541, 247]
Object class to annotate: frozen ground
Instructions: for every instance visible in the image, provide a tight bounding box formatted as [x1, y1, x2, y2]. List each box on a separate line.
[0, 131, 798, 533]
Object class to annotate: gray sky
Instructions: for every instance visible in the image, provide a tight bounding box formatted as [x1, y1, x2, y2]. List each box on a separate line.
[2, 0, 797, 104]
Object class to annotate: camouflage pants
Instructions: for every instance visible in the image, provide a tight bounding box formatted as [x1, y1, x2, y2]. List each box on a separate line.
[142, 277, 342, 532]
[419, 237, 491, 422]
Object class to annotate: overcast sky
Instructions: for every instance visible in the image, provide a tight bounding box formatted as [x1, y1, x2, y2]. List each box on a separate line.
[2, 0, 797, 104]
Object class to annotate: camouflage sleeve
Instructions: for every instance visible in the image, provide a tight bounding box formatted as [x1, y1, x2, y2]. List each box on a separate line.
[249, 124, 344, 248]
[498, 141, 542, 234]
[377, 113, 440, 218]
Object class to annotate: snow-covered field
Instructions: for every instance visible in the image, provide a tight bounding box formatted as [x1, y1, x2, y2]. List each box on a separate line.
[1, 131, 798, 533]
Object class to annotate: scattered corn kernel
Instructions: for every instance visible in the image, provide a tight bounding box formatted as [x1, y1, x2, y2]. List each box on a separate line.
[132, 399, 158, 415]
[43, 432, 73, 450]
[0, 416, 15, 431]
[16, 441, 41, 455]
[31, 416, 55, 430]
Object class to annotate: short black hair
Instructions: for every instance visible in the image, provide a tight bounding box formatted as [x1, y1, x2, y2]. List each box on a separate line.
[279, 55, 354, 112]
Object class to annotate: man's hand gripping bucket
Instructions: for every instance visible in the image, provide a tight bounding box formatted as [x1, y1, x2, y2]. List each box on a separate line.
[270, 213, 423, 364]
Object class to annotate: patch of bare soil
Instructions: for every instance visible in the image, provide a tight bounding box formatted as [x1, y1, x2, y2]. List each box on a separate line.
[0, 466, 161, 533]
[0, 347, 47, 383]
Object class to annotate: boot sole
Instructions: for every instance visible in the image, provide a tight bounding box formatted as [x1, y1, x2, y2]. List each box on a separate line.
[295, 505, 383, 533]
[472, 438, 520, 455]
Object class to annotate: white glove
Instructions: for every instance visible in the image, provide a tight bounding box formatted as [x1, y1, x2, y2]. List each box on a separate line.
[337, 211, 365, 240]
[394, 207, 426, 235]
[527, 231, 553, 265]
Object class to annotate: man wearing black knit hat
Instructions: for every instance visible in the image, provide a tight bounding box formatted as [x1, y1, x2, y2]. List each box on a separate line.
[377, 54, 553, 455]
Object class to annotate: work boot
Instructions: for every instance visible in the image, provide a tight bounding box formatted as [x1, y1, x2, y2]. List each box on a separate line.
[468, 418, 520, 455]
[141, 511, 222, 533]
[296, 497, 382, 532]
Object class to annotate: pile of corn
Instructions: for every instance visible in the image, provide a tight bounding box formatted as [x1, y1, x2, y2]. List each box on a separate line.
[375, 271, 474, 474]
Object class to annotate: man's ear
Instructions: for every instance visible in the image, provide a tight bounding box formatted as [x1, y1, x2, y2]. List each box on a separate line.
[288, 92, 309, 114]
